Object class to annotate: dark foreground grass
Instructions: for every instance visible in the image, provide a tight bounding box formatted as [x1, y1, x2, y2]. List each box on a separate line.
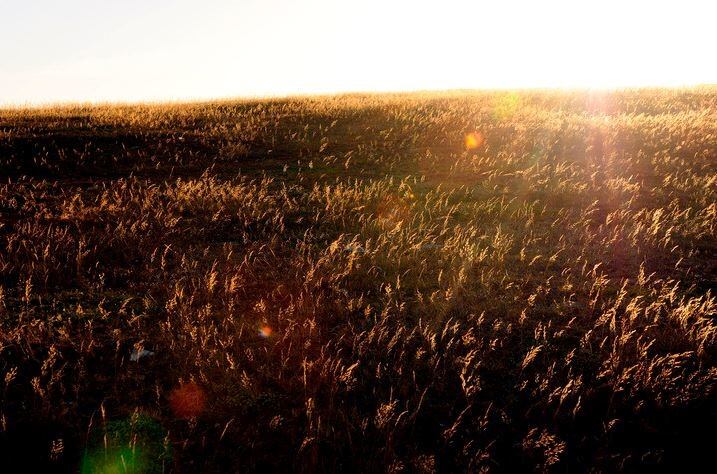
[1, 89, 716, 472]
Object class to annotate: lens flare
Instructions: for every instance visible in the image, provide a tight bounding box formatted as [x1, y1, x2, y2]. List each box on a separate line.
[494, 92, 521, 119]
[169, 382, 206, 419]
[465, 132, 484, 150]
[259, 325, 273, 338]
[80, 414, 170, 474]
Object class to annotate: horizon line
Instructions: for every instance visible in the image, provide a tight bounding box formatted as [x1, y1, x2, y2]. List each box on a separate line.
[3, 83, 716, 110]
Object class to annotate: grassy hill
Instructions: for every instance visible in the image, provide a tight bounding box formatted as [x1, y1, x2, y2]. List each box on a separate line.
[1, 89, 716, 472]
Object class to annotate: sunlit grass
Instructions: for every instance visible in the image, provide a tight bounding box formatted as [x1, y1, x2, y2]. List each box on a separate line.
[0, 88, 716, 471]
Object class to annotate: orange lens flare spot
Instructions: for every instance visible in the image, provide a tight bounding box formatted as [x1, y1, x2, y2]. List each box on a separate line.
[464, 132, 484, 150]
[169, 382, 206, 419]
[259, 325, 273, 338]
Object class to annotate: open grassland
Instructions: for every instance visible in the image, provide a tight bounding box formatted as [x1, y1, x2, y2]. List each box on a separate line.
[1, 89, 716, 472]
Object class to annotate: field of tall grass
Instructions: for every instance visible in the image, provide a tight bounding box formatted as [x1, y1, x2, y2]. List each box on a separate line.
[1, 89, 716, 472]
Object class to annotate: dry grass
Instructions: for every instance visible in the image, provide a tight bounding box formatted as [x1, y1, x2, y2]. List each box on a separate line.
[1, 89, 716, 472]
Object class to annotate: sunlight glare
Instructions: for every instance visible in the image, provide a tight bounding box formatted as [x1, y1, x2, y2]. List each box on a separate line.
[0, 0, 715, 104]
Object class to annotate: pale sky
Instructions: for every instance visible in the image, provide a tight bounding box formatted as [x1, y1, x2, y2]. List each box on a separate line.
[2, 0, 716, 104]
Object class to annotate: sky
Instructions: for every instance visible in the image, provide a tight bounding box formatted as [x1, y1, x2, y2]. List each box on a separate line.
[2, 0, 716, 104]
